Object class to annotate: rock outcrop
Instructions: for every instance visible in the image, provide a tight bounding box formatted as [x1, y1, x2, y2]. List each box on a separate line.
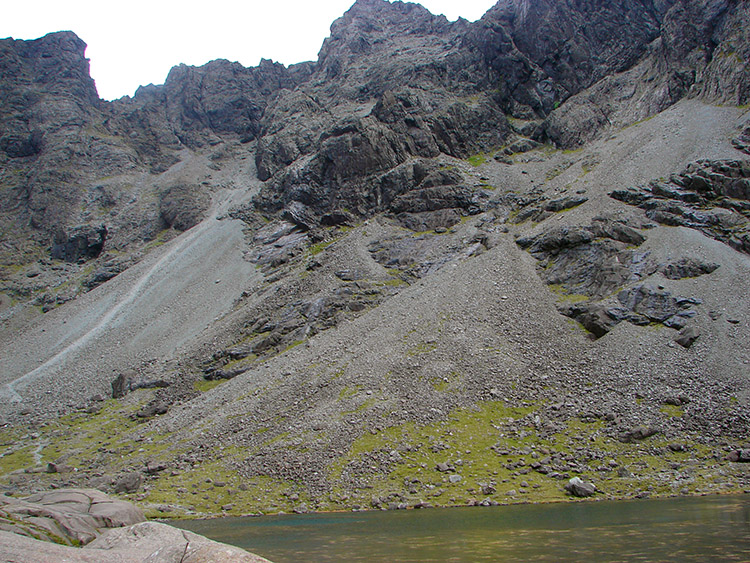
[0, 489, 144, 546]
[611, 160, 750, 254]
[0, 489, 270, 562]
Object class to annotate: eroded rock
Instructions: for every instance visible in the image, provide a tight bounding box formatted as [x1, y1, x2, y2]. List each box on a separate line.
[610, 160, 750, 254]
[51, 225, 107, 262]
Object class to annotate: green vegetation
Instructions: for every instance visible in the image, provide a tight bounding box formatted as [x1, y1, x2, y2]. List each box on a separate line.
[548, 284, 589, 304]
[430, 371, 462, 392]
[660, 404, 685, 418]
[194, 379, 225, 393]
[0, 444, 35, 474]
[309, 239, 336, 255]
[0, 390, 742, 517]
[467, 153, 490, 167]
[282, 339, 306, 353]
[144, 229, 173, 251]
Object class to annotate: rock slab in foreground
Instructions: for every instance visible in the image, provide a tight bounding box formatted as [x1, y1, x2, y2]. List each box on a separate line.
[0, 523, 271, 562]
[0, 489, 271, 562]
[0, 488, 145, 545]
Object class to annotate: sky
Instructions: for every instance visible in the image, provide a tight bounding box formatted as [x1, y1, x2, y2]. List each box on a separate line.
[1, 0, 497, 101]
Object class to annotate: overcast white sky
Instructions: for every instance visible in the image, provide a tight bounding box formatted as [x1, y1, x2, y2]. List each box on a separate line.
[1, 0, 497, 101]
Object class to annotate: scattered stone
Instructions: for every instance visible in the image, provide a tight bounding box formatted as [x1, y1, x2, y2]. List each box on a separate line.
[619, 426, 659, 443]
[675, 326, 700, 349]
[727, 449, 750, 463]
[659, 258, 720, 280]
[111, 371, 169, 399]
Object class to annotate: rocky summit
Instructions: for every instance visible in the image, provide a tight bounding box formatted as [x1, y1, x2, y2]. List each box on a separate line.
[0, 0, 749, 535]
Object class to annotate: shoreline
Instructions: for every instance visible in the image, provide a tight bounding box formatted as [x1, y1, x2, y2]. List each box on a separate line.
[154, 487, 750, 521]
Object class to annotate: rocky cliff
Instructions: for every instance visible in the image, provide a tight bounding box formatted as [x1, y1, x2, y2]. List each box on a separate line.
[0, 0, 748, 522]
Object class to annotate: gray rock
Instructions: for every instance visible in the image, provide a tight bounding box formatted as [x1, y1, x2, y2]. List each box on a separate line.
[111, 371, 170, 399]
[611, 160, 750, 255]
[159, 184, 210, 231]
[281, 201, 319, 231]
[0, 521, 272, 562]
[0, 489, 145, 546]
[113, 472, 143, 494]
[619, 426, 660, 443]
[544, 196, 589, 213]
[727, 449, 750, 463]
[51, 225, 108, 262]
[675, 326, 701, 349]
[564, 477, 597, 497]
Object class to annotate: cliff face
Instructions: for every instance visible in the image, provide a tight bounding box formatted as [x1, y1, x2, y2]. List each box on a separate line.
[0, 0, 748, 518]
[1, 0, 745, 255]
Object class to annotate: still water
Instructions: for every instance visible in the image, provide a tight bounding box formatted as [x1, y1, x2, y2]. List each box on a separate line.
[175, 494, 750, 562]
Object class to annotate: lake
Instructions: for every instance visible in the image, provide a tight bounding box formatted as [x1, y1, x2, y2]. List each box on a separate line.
[175, 494, 750, 562]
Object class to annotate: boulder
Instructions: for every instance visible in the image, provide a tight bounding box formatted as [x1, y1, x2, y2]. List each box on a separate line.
[111, 371, 170, 399]
[159, 184, 210, 231]
[564, 477, 596, 498]
[51, 224, 107, 262]
[619, 426, 659, 443]
[113, 472, 143, 494]
[727, 449, 750, 463]
[0, 522, 272, 563]
[659, 258, 719, 280]
[0, 489, 144, 546]
[675, 326, 700, 349]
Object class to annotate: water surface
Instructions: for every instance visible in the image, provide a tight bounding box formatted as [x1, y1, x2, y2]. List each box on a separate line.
[175, 494, 750, 562]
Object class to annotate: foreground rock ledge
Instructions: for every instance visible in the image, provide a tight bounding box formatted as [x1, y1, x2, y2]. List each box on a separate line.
[0, 489, 271, 563]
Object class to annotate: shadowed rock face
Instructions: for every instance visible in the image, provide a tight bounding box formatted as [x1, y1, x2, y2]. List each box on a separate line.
[469, 0, 672, 113]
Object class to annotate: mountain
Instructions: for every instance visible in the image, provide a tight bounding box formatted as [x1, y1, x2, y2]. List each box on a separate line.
[0, 0, 748, 518]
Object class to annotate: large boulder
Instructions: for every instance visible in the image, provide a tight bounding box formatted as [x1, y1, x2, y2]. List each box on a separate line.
[0, 490, 271, 562]
[86, 521, 272, 562]
[564, 477, 597, 498]
[50, 224, 107, 262]
[0, 489, 144, 546]
[159, 184, 210, 231]
[0, 523, 272, 562]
